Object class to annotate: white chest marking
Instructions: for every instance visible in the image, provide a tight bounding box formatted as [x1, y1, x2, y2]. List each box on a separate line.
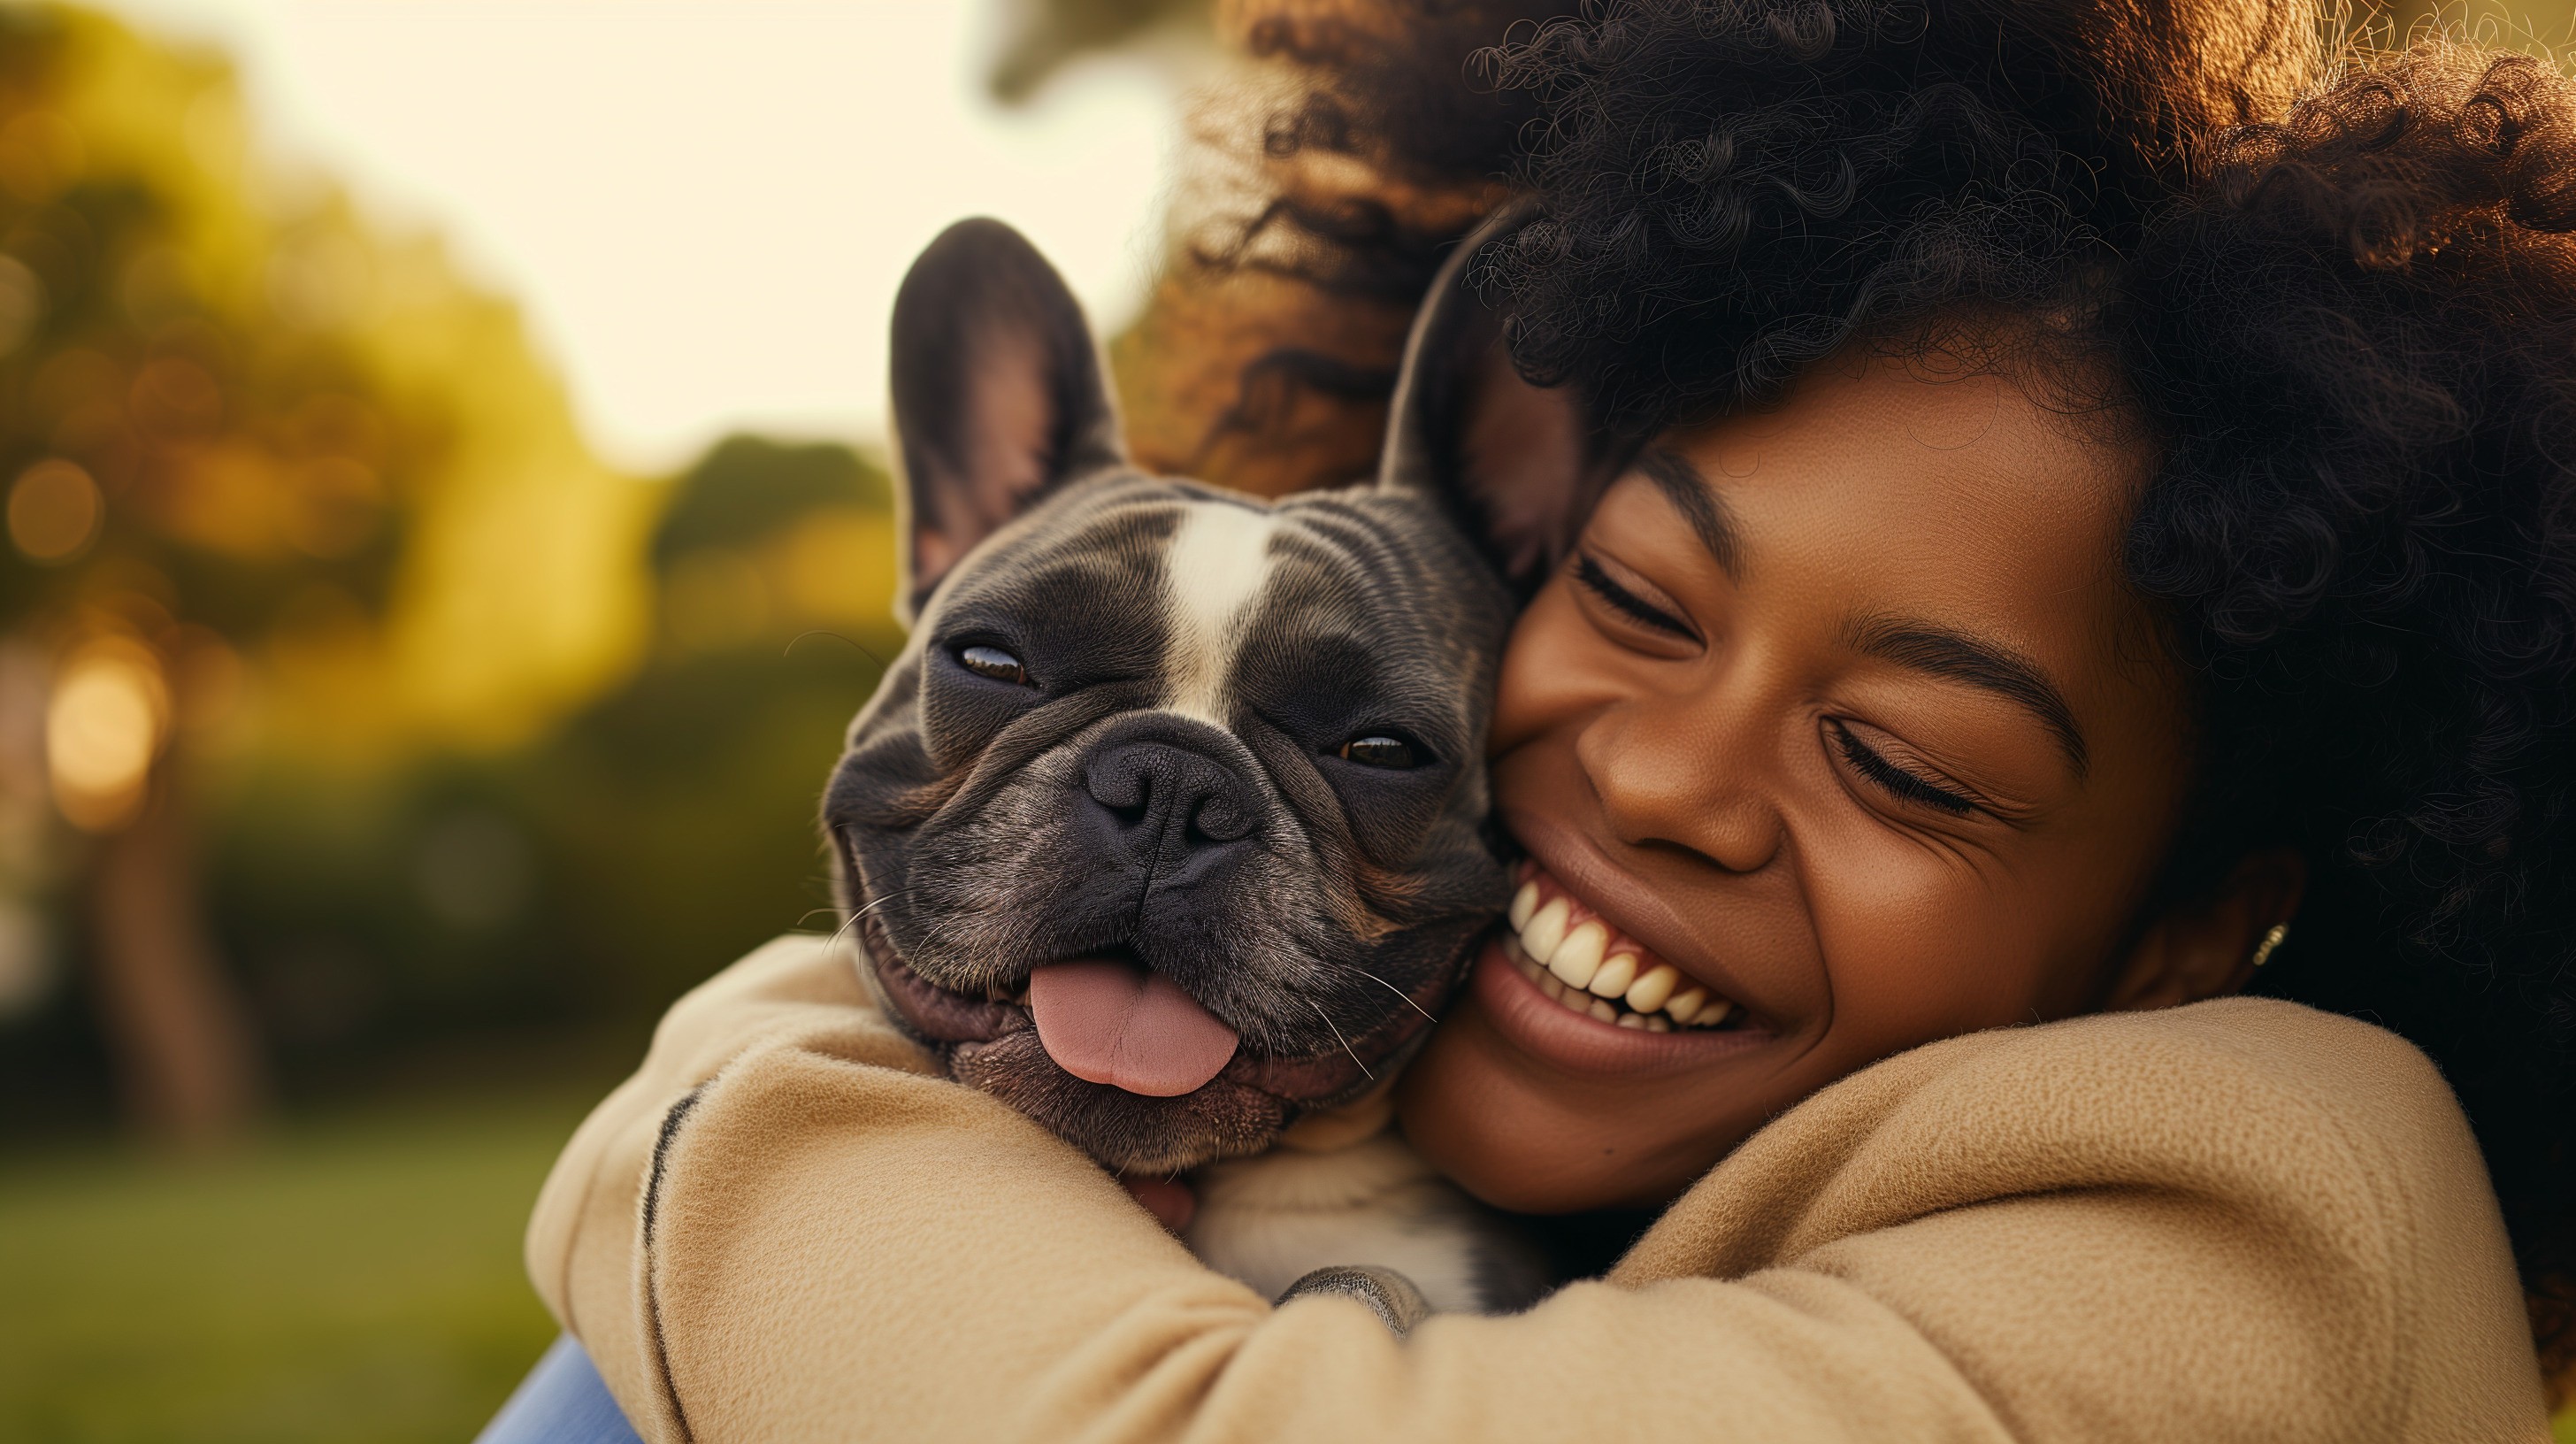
[1185, 1134, 1510, 1314]
[1162, 502, 1280, 726]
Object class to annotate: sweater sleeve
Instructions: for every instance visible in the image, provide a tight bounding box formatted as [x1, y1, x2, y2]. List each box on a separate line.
[526, 936, 2553, 1444]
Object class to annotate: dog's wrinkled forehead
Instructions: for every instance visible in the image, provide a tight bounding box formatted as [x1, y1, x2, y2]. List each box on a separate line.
[924, 471, 1490, 743]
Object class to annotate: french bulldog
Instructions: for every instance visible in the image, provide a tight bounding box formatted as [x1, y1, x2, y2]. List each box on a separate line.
[825, 204, 1598, 1322]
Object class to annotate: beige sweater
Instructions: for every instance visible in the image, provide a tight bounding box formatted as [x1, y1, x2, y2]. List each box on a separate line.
[526, 934, 2551, 1443]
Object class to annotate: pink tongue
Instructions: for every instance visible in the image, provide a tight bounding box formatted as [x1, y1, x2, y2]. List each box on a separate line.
[1028, 959, 1240, 1097]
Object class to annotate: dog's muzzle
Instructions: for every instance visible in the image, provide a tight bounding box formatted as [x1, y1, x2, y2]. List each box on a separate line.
[853, 901, 1464, 1173]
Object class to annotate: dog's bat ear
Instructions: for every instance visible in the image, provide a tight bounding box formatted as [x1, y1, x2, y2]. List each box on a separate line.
[890, 218, 1123, 621]
[1377, 199, 1616, 600]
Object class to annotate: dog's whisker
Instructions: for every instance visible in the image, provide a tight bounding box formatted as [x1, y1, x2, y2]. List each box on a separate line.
[901, 914, 1025, 979]
[784, 628, 888, 670]
[827, 886, 923, 950]
[910, 911, 978, 947]
[1305, 998, 1374, 1082]
[825, 909, 868, 953]
[1346, 964, 1438, 1025]
[819, 888, 911, 953]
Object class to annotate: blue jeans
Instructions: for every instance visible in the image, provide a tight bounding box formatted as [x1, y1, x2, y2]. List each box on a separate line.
[475, 1335, 645, 1444]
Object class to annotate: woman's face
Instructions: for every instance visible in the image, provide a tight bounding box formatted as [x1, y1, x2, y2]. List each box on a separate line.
[1397, 351, 2203, 1212]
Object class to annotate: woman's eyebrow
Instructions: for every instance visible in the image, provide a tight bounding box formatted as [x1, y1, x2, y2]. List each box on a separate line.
[1637, 449, 1742, 578]
[1844, 616, 2091, 779]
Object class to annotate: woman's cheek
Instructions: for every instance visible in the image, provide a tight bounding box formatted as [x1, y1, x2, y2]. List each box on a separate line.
[1489, 580, 1598, 756]
[1801, 826, 2061, 1052]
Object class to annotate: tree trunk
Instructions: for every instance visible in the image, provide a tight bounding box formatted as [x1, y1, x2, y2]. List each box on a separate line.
[87, 772, 264, 1147]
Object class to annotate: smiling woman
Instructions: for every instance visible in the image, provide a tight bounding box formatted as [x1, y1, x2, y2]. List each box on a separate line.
[1398, 351, 2255, 1212]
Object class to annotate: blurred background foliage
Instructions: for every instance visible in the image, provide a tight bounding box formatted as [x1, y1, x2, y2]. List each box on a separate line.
[0, 7, 901, 1151]
[0, 8, 902, 1434]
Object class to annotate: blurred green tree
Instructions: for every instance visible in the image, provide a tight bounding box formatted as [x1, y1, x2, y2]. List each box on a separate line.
[536, 437, 897, 1010]
[191, 435, 898, 1096]
[0, 5, 643, 1145]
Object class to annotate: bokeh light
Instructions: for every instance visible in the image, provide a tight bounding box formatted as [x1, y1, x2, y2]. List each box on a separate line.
[45, 640, 170, 832]
[7, 458, 104, 564]
[0, 254, 46, 356]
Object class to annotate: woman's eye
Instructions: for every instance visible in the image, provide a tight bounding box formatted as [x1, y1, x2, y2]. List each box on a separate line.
[1574, 555, 1696, 639]
[1338, 735, 1420, 769]
[1828, 719, 1977, 817]
[958, 644, 1031, 685]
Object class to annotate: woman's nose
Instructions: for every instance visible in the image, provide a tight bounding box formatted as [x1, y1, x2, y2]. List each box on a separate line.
[1577, 690, 1785, 874]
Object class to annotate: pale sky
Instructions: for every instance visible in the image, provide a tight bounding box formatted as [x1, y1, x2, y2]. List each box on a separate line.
[96, 0, 1187, 471]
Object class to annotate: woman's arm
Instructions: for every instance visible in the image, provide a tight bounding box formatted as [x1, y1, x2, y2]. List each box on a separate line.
[522, 933, 947, 1421]
[528, 936, 2550, 1444]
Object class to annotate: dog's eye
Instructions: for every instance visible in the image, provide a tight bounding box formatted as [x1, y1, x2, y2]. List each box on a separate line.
[958, 645, 1031, 686]
[1338, 735, 1419, 769]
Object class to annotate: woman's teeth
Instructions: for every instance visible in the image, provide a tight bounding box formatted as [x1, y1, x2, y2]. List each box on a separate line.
[1502, 869, 1739, 1033]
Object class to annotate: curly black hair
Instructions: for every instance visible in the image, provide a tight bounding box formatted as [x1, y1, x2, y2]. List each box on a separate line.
[1476, 0, 2316, 425]
[2115, 46, 2576, 1372]
[1196, 0, 2576, 1375]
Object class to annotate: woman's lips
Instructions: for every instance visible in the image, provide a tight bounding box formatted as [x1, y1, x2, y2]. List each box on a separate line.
[1499, 807, 1777, 1027]
[1458, 854, 1776, 1077]
[1469, 933, 1773, 1077]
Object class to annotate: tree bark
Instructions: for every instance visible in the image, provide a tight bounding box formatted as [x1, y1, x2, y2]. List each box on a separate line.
[86, 771, 264, 1147]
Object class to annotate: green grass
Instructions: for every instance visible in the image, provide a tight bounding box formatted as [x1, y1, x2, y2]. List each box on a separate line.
[0, 1095, 592, 1444]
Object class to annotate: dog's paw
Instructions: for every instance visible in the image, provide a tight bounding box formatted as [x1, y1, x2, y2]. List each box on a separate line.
[1274, 1264, 1434, 1335]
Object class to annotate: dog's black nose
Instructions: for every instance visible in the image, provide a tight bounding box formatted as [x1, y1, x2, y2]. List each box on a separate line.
[1081, 739, 1259, 879]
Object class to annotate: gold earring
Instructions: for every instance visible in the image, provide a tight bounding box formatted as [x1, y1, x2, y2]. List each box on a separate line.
[2249, 922, 2289, 969]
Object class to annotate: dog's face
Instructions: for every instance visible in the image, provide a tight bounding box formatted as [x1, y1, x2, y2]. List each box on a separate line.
[828, 215, 1595, 1173]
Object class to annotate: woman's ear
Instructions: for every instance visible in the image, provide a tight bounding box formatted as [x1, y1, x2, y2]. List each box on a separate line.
[889, 218, 1125, 621]
[2101, 847, 2308, 1012]
[1379, 200, 1616, 597]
